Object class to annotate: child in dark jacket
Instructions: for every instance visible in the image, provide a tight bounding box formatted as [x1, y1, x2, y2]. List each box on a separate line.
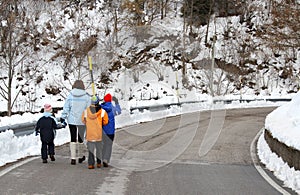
[101, 93, 121, 167]
[35, 104, 66, 163]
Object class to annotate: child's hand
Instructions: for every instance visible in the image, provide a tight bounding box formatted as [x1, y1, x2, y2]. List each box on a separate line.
[62, 121, 67, 128]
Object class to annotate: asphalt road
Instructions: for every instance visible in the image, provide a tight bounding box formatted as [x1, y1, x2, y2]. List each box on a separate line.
[0, 107, 295, 195]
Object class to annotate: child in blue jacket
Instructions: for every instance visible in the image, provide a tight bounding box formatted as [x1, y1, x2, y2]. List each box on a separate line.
[101, 93, 121, 167]
[35, 104, 66, 163]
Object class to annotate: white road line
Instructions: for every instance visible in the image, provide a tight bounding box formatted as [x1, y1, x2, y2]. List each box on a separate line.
[0, 157, 38, 178]
[250, 128, 290, 195]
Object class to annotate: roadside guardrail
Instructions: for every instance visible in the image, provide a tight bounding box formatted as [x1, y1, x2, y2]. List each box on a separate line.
[129, 98, 291, 113]
[0, 98, 292, 136]
[0, 122, 36, 136]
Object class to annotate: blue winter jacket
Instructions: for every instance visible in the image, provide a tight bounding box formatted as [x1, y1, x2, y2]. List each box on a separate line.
[61, 88, 91, 125]
[101, 102, 121, 135]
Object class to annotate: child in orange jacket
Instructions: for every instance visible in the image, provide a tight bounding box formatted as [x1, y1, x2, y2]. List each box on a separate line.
[82, 95, 108, 169]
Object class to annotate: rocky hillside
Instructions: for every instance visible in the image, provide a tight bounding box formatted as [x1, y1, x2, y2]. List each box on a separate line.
[0, 0, 299, 113]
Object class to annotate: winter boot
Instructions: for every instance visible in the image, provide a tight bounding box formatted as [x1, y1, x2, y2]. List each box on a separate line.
[50, 155, 55, 161]
[78, 143, 86, 163]
[103, 160, 108, 167]
[70, 142, 77, 165]
[97, 159, 102, 168]
[79, 156, 86, 163]
[42, 159, 48, 163]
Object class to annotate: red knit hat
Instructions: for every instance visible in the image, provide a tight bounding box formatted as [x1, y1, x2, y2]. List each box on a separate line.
[44, 104, 52, 112]
[104, 93, 112, 102]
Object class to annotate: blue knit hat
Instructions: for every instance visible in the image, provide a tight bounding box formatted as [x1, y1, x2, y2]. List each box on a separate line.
[91, 95, 100, 105]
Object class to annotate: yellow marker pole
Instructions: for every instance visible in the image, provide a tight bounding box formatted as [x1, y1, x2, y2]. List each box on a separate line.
[88, 56, 95, 96]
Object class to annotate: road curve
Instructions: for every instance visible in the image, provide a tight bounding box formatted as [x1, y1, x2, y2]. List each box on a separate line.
[0, 107, 295, 195]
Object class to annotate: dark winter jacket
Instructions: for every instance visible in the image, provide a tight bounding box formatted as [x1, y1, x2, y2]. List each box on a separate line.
[35, 112, 64, 143]
[101, 102, 121, 135]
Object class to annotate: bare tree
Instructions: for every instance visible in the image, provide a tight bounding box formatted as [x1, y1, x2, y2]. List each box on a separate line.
[258, 0, 300, 52]
[0, 0, 43, 116]
[205, 68, 233, 96]
[48, 1, 100, 84]
[204, 0, 215, 46]
[52, 35, 98, 81]
[159, 0, 170, 19]
[148, 59, 164, 81]
[180, 0, 188, 84]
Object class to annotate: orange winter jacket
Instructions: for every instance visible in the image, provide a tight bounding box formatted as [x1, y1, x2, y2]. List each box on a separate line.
[81, 105, 108, 142]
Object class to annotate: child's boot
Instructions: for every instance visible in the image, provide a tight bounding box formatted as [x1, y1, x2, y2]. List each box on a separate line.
[96, 158, 102, 168]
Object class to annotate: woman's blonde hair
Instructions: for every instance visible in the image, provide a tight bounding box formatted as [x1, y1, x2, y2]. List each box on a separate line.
[72, 80, 85, 90]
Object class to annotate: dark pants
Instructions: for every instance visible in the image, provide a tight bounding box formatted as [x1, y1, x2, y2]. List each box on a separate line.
[41, 141, 55, 160]
[69, 124, 85, 143]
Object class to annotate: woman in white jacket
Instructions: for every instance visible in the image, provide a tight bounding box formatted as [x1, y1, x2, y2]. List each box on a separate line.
[61, 80, 91, 165]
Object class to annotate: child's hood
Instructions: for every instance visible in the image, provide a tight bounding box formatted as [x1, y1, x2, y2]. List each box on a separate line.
[86, 107, 101, 120]
[70, 88, 88, 97]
